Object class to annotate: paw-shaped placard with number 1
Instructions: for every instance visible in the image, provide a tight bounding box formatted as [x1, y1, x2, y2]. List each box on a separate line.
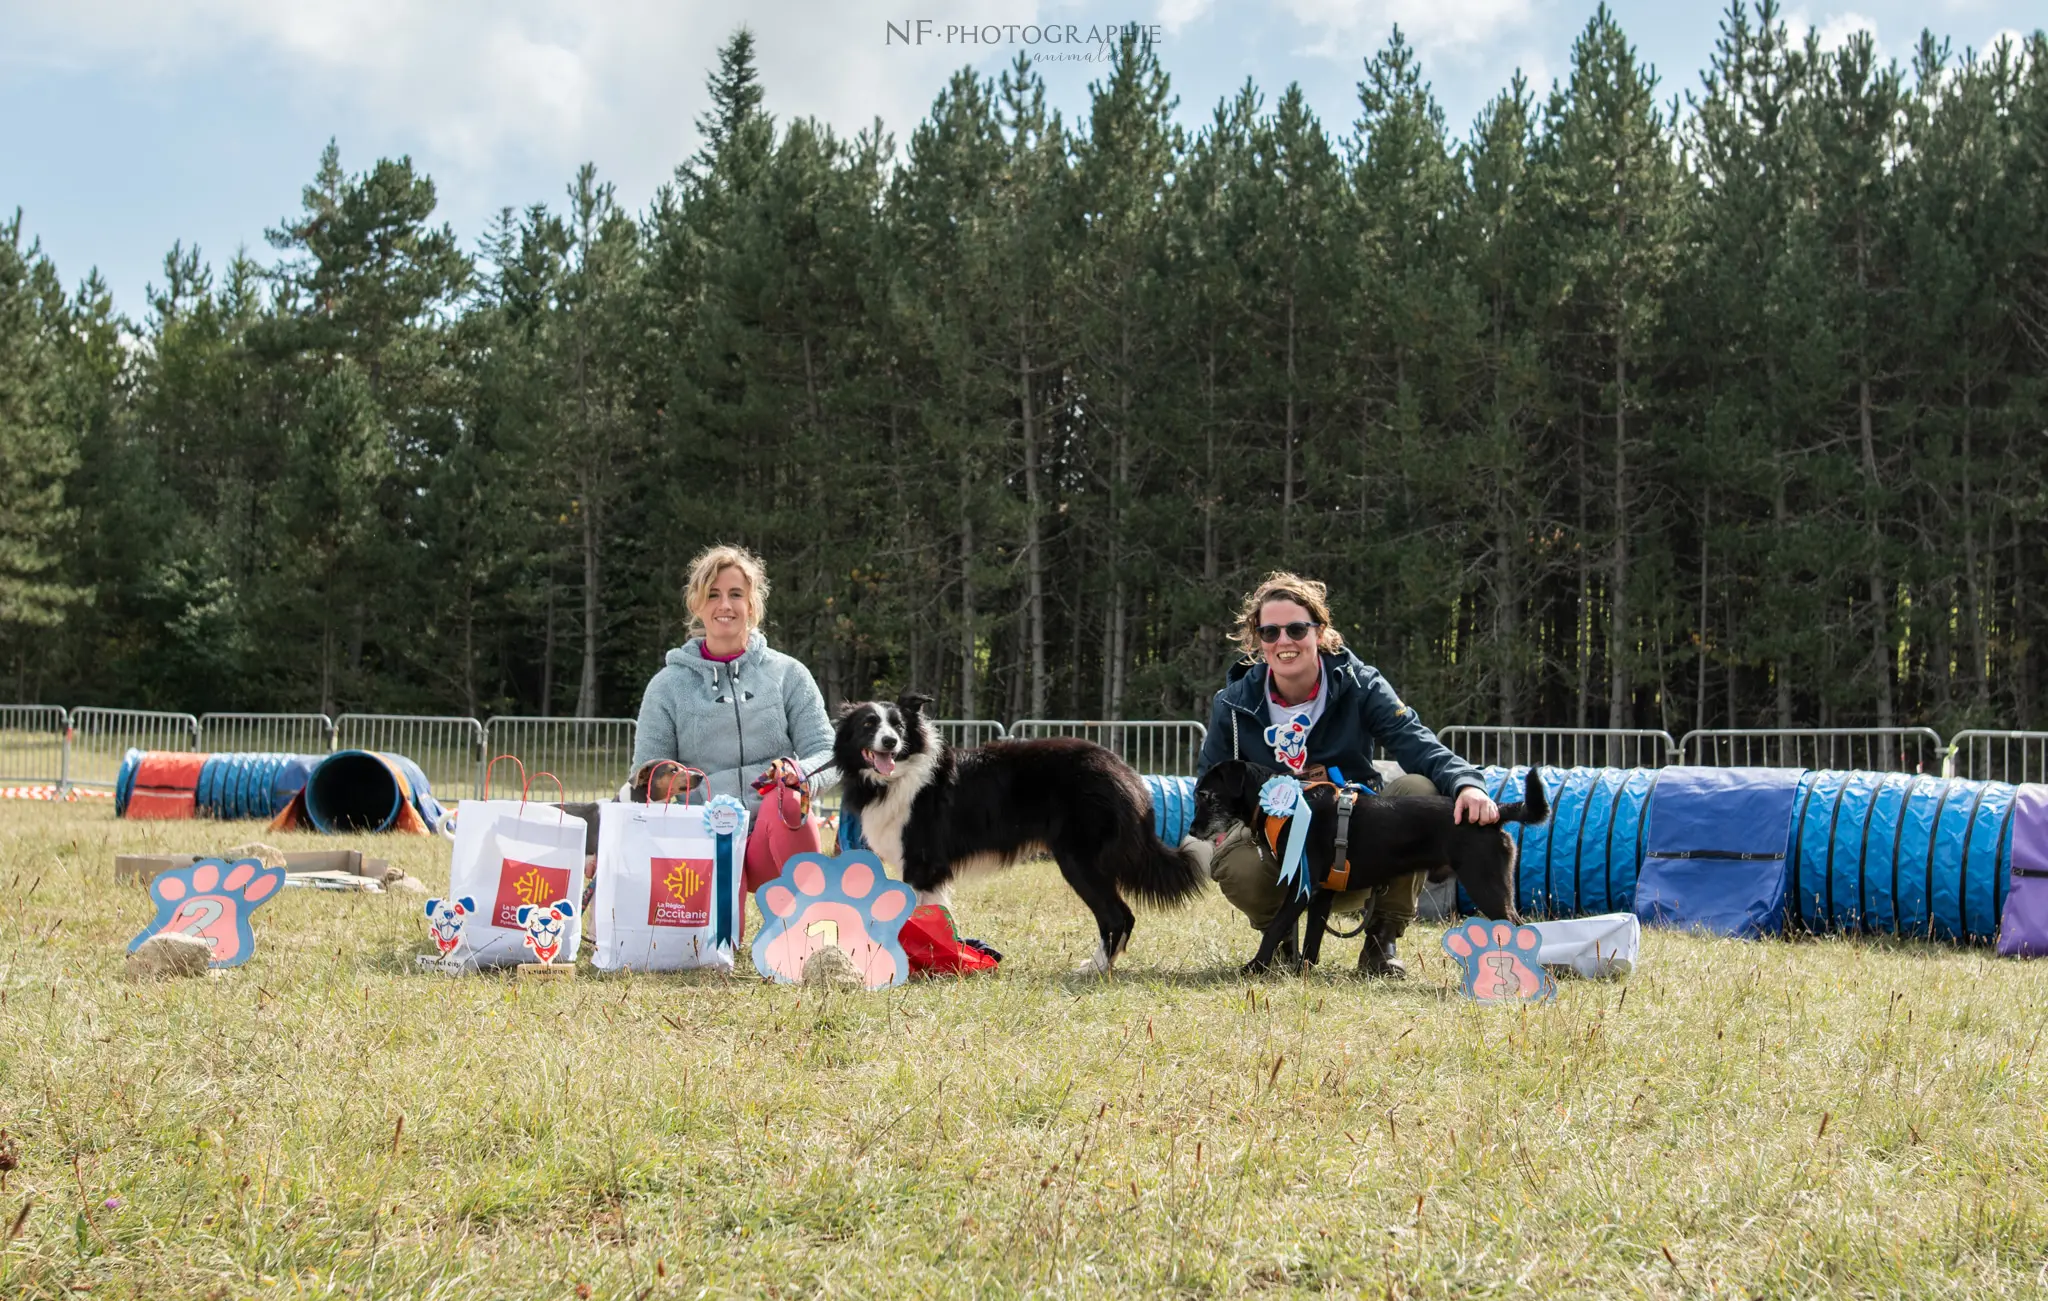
[752, 851, 914, 989]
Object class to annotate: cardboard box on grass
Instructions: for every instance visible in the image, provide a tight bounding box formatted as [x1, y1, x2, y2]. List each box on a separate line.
[116, 849, 390, 885]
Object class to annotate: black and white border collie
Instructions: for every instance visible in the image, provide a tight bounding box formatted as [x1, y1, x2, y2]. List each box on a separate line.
[834, 694, 1207, 972]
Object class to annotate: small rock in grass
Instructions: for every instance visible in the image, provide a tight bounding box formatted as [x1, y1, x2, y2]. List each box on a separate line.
[382, 872, 427, 895]
[222, 842, 288, 870]
[124, 933, 212, 980]
[801, 945, 865, 990]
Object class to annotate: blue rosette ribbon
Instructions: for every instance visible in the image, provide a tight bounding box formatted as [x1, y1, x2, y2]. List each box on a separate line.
[1258, 774, 1313, 902]
[704, 794, 749, 949]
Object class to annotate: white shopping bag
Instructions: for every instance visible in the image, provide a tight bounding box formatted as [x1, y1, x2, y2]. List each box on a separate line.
[446, 799, 588, 968]
[1527, 912, 1639, 978]
[591, 794, 750, 971]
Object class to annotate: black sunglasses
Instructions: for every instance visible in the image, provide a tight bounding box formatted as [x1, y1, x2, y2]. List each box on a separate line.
[1256, 621, 1320, 644]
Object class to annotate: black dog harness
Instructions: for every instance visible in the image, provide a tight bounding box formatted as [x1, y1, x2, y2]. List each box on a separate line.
[1323, 785, 1378, 938]
[1326, 786, 1361, 892]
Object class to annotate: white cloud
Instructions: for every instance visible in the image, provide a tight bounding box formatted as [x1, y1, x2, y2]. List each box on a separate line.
[1273, 0, 1536, 59]
[1815, 10, 1878, 53]
[1156, 0, 1215, 35]
[1982, 26, 2028, 57]
[0, 0, 1035, 204]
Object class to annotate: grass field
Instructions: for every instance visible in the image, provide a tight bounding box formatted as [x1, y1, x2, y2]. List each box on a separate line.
[2, 801, 2047, 1298]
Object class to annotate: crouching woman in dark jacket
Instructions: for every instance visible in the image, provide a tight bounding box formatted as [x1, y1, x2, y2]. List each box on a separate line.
[1192, 572, 1497, 976]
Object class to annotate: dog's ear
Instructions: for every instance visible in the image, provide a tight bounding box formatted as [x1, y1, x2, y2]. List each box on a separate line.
[1224, 761, 1257, 808]
[626, 759, 660, 804]
[833, 700, 865, 722]
[897, 692, 934, 717]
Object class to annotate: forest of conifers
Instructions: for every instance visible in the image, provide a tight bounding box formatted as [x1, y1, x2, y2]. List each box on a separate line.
[2, 2, 2046, 737]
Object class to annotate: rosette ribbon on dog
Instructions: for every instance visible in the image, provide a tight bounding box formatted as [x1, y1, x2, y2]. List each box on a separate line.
[1258, 774, 1313, 901]
[704, 794, 748, 950]
[1264, 712, 1312, 774]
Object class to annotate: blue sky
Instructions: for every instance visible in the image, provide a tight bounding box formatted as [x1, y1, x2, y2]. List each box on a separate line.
[3, 0, 2036, 320]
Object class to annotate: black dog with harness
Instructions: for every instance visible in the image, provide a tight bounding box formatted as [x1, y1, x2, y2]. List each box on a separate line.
[1190, 762, 1551, 974]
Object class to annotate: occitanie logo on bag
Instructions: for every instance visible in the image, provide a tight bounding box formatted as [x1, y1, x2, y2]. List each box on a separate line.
[649, 856, 714, 927]
[493, 859, 570, 930]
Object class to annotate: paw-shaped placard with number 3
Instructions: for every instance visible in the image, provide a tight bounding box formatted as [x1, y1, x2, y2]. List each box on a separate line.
[1442, 919, 1555, 1004]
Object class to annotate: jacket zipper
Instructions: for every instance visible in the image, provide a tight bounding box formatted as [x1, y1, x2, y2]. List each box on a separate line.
[729, 662, 746, 770]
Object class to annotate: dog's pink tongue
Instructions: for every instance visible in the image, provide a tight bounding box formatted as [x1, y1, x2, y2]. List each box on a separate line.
[867, 750, 897, 775]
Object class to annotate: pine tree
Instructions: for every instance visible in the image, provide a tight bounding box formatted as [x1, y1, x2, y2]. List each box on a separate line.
[0, 214, 87, 652]
[1072, 30, 1178, 717]
[1532, 5, 1683, 729]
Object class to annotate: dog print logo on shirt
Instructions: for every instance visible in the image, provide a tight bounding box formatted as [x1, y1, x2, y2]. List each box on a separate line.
[1264, 712, 1312, 774]
[516, 899, 576, 965]
[492, 858, 570, 930]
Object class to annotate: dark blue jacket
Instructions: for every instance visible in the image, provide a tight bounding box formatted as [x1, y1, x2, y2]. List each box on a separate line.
[1196, 648, 1483, 796]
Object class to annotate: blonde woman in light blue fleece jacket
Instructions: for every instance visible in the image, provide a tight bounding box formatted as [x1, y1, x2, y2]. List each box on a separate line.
[629, 544, 835, 890]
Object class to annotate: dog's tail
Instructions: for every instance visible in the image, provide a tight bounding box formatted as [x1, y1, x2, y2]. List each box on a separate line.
[1117, 834, 1211, 907]
[1495, 768, 1549, 826]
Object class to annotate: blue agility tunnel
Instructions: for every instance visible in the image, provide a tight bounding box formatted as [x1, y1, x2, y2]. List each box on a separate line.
[117, 749, 322, 820]
[1146, 775, 1197, 844]
[1463, 766, 1660, 919]
[1458, 764, 2024, 945]
[1787, 772, 2017, 943]
[1634, 767, 1803, 937]
[196, 752, 322, 820]
[299, 749, 446, 834]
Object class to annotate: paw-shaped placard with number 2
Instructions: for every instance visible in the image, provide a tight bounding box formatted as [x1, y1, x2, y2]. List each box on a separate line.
[129, 858, 287, 968]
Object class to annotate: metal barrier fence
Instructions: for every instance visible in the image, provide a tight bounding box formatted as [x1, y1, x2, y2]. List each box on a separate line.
[1944, 730, 2048, 784]
[1678, 727, 1946, 773]
[1439, 726, 1679, 770]
[66, 707, 201, 789]
[484, 717, 638, 802]
[23, 701, 2045, 805]
[0, 704, 69, 786]
[935, 719, 1007, 748]
[1008, 719, 1209, 776]
[198, 712, 335, 757]
[333, 714, 486, 801]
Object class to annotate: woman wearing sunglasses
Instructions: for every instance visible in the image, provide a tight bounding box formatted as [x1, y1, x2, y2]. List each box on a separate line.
[1192, 571, 1498, 976]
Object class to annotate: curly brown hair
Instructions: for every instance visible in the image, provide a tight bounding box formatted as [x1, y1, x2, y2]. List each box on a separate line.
[1231, 571, 1347, 657]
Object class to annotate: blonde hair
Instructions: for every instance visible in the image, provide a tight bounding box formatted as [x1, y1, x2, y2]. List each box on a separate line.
[685, 544, 770, 636]
[1232, 571, 1347, 657]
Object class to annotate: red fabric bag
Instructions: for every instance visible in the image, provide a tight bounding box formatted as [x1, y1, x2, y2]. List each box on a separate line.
[898, 905, 1000, 977]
